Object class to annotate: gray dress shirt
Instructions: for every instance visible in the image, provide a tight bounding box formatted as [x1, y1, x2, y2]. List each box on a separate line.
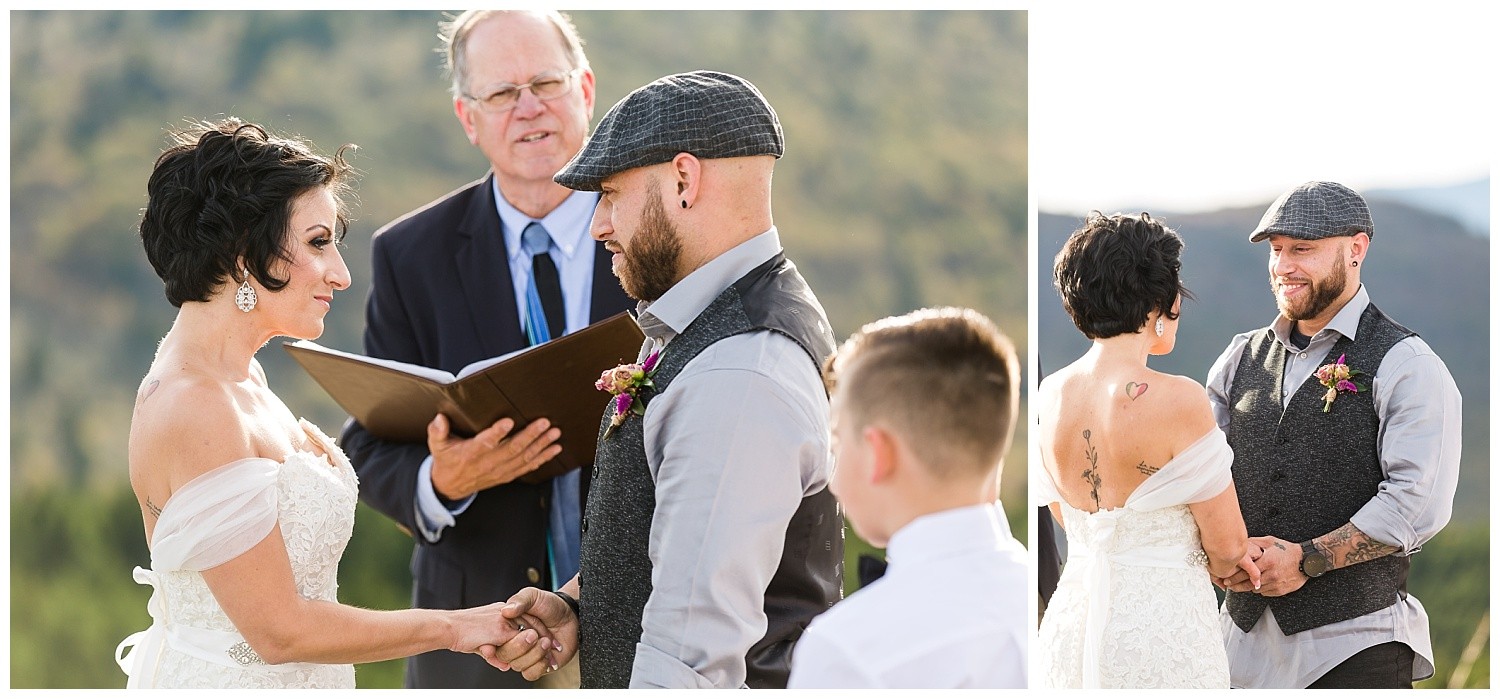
[623, 227, 833, 688]
[1205, 284, 1461, 687]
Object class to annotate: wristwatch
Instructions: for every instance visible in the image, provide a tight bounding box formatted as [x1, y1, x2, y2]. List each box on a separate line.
[1299, 541, 1331, 578]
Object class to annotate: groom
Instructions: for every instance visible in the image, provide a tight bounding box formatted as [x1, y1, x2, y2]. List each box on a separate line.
[488, 70, 843, 688]
[1206, 181, 1461, 688]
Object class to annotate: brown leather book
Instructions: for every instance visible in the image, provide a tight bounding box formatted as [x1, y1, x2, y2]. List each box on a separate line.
[283, 311, 645, 483]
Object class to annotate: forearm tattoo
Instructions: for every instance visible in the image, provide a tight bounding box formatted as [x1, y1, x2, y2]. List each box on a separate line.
[1081, 429, 1102, 510]
[1315, 522, 1400, 568]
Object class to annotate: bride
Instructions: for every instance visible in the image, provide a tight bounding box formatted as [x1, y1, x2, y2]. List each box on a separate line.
[1034, 212, 1260, 688]
[117, 119, 532, 688]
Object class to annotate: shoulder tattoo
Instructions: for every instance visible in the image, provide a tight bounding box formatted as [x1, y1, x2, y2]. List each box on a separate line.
[137, 379, 160, 406]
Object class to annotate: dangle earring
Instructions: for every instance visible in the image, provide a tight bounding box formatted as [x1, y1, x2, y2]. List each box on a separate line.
[235, 270, 258, 313]
[1154, 317, 1165, 337]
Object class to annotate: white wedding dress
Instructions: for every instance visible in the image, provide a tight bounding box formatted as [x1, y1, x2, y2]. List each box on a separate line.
[115, 419, 358, 688]
[1035, 428, 1233, 688]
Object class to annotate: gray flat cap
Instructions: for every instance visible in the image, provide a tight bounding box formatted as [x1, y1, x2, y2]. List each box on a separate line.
[554, 70, 783, 191]
[1249, 181, 1375, 243]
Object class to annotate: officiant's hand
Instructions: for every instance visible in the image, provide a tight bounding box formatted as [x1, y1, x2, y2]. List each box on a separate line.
[428, 413, 563, 500]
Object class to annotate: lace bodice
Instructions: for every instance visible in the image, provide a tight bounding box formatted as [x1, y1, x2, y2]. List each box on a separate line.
[1036, 429, 1234, 688]
[117, 419, 358, 689]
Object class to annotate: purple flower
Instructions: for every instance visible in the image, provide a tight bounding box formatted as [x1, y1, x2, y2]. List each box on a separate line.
[1337, 379, 1358, 393]
[642, 350, 661, 373]
[615, 392, 633, 414]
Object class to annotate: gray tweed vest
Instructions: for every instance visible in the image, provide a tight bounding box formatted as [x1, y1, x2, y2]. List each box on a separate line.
[576, 253, 843, 688]
[1224, 303, 1414, 634]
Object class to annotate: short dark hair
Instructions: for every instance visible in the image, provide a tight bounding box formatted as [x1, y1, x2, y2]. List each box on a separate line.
[825, 307, 1020, 478]
[1053, 211, 1192, 339]
[140, 118, 354, 307]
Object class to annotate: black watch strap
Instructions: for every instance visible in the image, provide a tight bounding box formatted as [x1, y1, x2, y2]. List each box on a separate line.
[554, 590, 580, 619]
[1299, 541, 1330, 578]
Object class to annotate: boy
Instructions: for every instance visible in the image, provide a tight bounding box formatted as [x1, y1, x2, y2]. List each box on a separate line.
[787, 307, 1028, 688]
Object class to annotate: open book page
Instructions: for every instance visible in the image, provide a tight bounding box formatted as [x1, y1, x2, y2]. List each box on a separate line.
[284, 340, 459, 384]
[455, 347, 526, 380]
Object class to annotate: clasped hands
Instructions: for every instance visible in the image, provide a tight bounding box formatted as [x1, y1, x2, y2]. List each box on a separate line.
[1213, 535, 1310, 597]
[474, 588, 578, 680]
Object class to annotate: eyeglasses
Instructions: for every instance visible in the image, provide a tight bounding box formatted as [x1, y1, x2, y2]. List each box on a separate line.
[462, 69, 582, 113]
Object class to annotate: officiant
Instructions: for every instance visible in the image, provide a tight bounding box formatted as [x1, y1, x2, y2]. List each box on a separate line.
[338, 10, 632, 689]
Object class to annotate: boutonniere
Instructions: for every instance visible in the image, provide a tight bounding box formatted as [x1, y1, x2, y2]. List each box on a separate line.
[1314, 353, 1369, 412]
[596, 349, 661, 439]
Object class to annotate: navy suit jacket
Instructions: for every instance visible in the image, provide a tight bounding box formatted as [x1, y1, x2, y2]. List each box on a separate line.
[340, 174, 633, 687]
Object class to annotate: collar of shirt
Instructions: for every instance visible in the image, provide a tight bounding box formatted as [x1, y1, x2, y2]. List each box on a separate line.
[884, 501, 1012, 570]
[491, 177, 597, 265]
[635, 227, 782, 349]
[1270, 283, 1370, 353]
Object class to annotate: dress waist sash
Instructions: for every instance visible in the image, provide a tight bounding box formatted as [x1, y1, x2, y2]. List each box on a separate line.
[114, 566, 321, 687]
[1076, 512, 1205, 688]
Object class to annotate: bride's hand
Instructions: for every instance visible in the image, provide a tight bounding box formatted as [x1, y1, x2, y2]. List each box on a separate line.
[1235, 550, 1262, 591]
[448, 602, 554, 656]
[1212, 543, 1264, 592]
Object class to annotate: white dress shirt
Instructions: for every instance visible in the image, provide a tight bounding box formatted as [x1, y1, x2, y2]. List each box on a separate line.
[1206, 284, 1461, 688]
[788, 502, 1029, 688]
[622, 228, 834, 688]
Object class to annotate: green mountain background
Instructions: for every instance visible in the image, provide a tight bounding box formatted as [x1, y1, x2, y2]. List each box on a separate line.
[9, 10, 1027, 688]
[1038, 200, 1490, 689]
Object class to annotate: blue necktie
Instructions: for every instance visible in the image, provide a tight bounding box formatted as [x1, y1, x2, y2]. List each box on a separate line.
[522, 222, 566, 346]
[520, 222, 582, 586]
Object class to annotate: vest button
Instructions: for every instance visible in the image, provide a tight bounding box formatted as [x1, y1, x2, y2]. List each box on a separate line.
[540, 496, 548, 509]
[582, 517, 589, 533]
[526, 567, 541, 584]
[1267, 507, 1280, 517]
[1273, 470, 1284, 479]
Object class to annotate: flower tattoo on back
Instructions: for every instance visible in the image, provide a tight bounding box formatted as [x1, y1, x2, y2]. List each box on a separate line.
[1081, 429, 1102, 511]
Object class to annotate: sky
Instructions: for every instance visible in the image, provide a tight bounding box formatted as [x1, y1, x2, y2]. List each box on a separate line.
[1031, 3, 1495, 214]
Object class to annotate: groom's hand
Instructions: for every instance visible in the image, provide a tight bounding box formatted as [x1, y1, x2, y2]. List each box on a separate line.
[486, 587, 578, 681]
[428, 413, 563, 499]
[1242, 535, 1308, 597]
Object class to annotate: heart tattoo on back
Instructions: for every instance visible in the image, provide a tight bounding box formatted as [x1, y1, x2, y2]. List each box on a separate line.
[1125, 381, 1148, 401]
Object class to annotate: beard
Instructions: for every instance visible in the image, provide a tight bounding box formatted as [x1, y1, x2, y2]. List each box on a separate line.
[1271, 249, 1346, 321]
[615, 194, 684, 302]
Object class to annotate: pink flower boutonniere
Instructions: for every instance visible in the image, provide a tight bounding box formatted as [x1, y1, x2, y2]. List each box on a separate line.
[1314, 353, 1369, 412]
[596, 349, 661, 439]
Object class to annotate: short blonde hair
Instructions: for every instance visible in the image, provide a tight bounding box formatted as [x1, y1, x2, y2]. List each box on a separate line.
[825, 307, 1019, 478]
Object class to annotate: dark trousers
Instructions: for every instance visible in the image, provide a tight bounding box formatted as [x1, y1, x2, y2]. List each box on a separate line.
[1308, 641, 1415, 689]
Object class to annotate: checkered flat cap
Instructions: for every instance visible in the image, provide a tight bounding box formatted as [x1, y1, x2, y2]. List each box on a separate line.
[554, 70, 783, 191]
[1249, 181, 1375, 243]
